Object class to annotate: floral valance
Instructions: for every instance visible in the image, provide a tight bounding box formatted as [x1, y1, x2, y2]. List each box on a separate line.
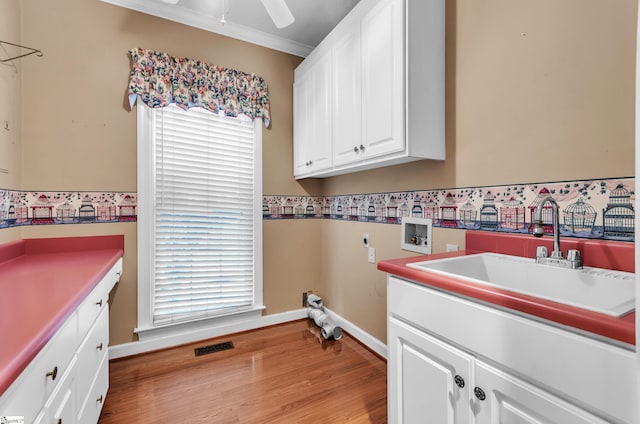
[127, 48, 271, 128]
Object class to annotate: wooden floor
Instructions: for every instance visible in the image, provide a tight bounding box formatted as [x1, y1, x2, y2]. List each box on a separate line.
[99, 320, 387, 423]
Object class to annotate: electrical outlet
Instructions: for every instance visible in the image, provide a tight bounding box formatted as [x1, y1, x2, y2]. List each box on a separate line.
[368, 247, 376, 263]
[446, 244, 459, 252]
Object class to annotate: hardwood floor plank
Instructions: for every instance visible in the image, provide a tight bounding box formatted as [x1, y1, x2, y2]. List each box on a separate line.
[99, 320, 387, 423]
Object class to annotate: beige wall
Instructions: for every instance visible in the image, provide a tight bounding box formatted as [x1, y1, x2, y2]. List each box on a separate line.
[0, 1, 22, 245]
[17, 0, 309, 345]
[8, 0, 637, 348]
[0, 1, 22, 192]
[319, 0, 637, 343]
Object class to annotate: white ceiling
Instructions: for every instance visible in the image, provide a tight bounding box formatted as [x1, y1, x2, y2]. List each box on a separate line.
[100, 0, 360, 57]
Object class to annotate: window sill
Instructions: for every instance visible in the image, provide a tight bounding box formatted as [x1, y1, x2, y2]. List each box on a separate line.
[134, 306, 266, 342]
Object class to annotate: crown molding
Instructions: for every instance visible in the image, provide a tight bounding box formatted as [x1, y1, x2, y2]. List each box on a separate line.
[100, 0, 313, 57]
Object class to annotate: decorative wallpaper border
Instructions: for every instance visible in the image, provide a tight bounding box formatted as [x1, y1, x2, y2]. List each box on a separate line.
[264, 177, 635, 242]
[1, 176, 635, 242]
[0, 191, 138, 228]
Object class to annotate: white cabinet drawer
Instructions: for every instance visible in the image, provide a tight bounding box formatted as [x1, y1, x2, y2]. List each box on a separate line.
[0, 311, 78, 423]
[0, 256, 121, 424]
[76, 307, 108, 408]
[77, 356, 108, 424]
[78, 258, 121, 337]
[46, 355, 77, 424]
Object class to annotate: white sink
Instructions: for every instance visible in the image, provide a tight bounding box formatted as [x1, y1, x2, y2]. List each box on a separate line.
[407, 253, 635, 317]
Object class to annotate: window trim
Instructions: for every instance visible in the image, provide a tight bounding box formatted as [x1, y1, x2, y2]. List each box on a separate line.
[135, 103, 264, 341]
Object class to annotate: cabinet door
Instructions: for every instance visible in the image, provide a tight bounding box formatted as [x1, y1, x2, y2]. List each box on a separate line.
[46, 355, 77, 424]
[332, 22, 362, 167]
[361, 0, 404, 159]
[293, 52, 332, 177]
[77, 356, 108, 424]
[388, 317, 473, 424]
[474, 361, 611, 424]
[293, 73, 312, 177]
[76, 306, 109, 410]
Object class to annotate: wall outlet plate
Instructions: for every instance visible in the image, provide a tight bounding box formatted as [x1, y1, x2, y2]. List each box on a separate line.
[367, 247, 376, 263]
[401, 217, 433, 254]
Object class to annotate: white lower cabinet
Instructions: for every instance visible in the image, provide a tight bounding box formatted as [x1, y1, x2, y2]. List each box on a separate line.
[474, 361, 609, 424]
[387, 275, 636, 424]
[388, 317, 472, 423]
[47, 356, 77, 424]
[0, 257, 122, 424]
[77, 355, 108, 424]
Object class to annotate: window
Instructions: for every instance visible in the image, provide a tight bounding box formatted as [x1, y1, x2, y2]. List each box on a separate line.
[136, 103, 263, 338]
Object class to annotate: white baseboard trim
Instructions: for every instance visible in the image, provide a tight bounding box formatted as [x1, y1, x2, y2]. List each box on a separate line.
[109, 308, 308, 359]
[109, 308, 387, 360]
[324, 308, 388, 359]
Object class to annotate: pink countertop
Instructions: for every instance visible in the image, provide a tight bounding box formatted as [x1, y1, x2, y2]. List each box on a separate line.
[378, 231, 635, 346]
[0, 235, 124, 397]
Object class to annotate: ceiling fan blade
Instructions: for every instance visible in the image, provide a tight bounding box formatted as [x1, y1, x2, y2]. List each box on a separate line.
[260, 0, 295, 29]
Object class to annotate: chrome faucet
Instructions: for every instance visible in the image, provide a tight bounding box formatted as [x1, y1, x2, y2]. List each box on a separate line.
[532, 195, 582, 269]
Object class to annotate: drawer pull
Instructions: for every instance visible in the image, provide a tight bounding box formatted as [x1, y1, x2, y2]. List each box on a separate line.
[96, 299, 103, 307]
[97, 342, 104, 351]
[46, 366, 58, 381]
[97, 394, 104, 404]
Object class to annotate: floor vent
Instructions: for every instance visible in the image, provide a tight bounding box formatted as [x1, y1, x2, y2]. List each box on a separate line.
[194, 341, 234, 357]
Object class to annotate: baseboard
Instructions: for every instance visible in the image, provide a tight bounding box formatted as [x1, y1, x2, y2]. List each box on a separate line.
[109, 308, 308, 359]
[109, 308, 388, 360]
[323, 308, 388, 359]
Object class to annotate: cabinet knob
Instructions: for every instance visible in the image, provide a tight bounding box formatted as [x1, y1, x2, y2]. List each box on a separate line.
[46, 366, 58, 381]
[454, 374, 465, 388]
[97, 394, 104, 404]
[474, 387, 486, 401]
[96, 299, 103, 307]
[359, 144, 365, 151]
[97, 342, 104, 351]
[353, 146, 359, 153]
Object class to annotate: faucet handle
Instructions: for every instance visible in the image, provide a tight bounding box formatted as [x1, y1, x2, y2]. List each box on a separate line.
[567, 249, 581, 262]
[536, 246, 548, 258]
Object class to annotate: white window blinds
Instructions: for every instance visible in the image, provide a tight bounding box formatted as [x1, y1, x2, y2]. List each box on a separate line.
[152, 104, 259, 326]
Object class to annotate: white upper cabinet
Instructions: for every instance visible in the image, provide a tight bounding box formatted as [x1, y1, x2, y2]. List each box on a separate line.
[293, 49, 333, 177]
[331, 14, 362, 167]
[361, 0, 404, 159]
[293, 0, 445, 179]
